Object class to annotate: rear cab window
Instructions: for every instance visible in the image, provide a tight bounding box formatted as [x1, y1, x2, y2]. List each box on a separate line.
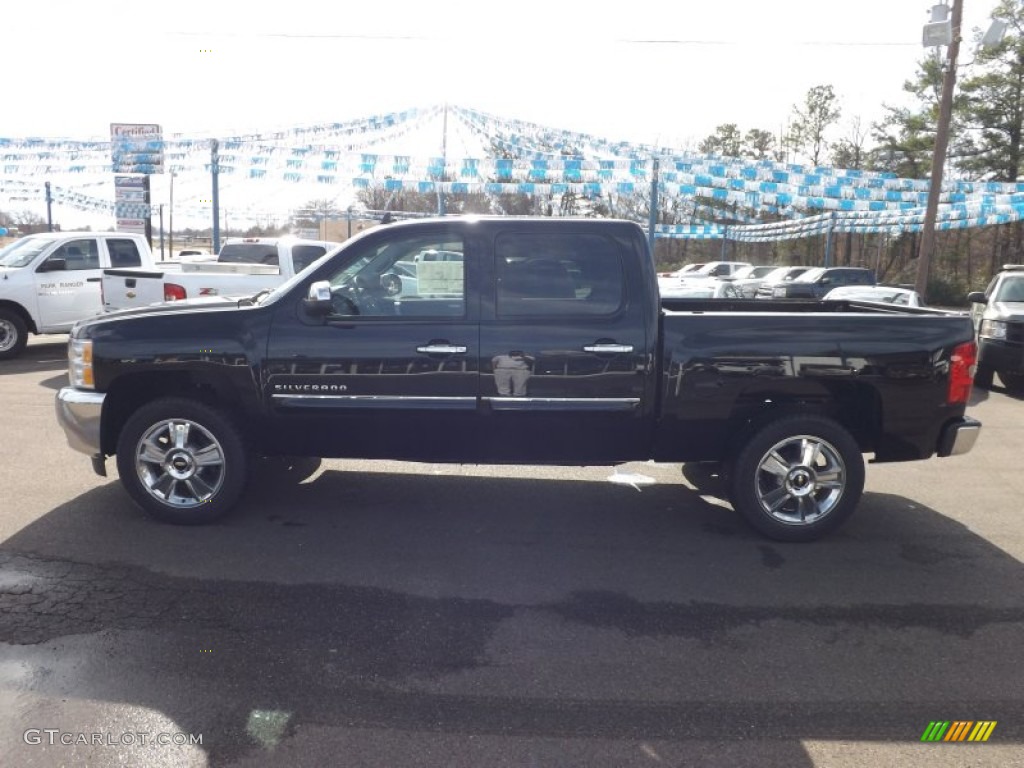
[106, 238, 143, 268]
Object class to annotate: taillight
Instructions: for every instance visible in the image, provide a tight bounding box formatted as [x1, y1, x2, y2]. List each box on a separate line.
[948, 341, 977, 405]
[164, 283, 187, 302]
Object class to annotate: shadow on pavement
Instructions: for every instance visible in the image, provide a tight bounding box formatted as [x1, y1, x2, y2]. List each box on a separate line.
[2, 468, 1022, 766]
[0, 340, 67, 377]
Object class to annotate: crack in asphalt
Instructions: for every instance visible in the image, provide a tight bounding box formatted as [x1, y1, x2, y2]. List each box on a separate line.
[3, 552, 1023, 653]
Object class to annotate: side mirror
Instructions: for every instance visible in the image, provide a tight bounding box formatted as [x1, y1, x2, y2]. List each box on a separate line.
[38, 257, 66, 272]
[303, 280, 333, 314]
[966, 291, 987, 304]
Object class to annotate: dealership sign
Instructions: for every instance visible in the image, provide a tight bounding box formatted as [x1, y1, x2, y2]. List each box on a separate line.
[110, 123, 164, 174]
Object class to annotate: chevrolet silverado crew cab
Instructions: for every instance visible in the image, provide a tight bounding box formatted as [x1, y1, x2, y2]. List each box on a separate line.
[968, 264, 1024, 392]
[56, 217, 981, 541]
[0, 231, 157, 359]
[101, 236, 338, 311]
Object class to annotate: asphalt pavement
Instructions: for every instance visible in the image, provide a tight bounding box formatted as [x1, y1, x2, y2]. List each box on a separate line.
[1, 336, 1023, 767]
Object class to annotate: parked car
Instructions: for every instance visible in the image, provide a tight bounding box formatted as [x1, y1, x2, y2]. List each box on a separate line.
[102, 236, 339, 311]
[823, 285, 923, 307]
[764, 266, 876, 300]
[660, 279, 745, 299]
[0, 231, 159, 360]
[56, 216, 981, 542]
[658, 262, 705, 278]
[968, 263, 1024, 391]
[658, 260, 752, 294]
[728, 265, 784, 298]
[754, 266, 812, 298]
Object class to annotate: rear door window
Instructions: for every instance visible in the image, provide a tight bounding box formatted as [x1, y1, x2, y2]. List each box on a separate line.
[495, 233, 625, 317]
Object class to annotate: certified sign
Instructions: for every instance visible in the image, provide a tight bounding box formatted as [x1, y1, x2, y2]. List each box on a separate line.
[111, 123, 164, 174]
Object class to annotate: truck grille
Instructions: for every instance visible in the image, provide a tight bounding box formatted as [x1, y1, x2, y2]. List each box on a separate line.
[1008, 321, 1024, 344]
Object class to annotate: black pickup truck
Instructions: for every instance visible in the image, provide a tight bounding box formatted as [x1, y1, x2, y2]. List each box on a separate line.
[56, 217, 981, 541]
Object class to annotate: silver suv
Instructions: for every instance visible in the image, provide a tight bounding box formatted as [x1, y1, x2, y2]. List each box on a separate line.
[968, 264, 1024, 392]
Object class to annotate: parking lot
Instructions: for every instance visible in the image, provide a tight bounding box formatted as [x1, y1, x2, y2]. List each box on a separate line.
[2, 336, 1023, 767]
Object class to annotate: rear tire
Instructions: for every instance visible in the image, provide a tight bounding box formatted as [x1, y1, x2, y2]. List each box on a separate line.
[999, 370, 1024, 393]
[115, 398, 248, 525]
[0, 308, 29, 361]
[730, 414, 865, 542]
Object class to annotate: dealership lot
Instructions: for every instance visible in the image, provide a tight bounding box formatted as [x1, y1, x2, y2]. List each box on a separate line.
[2, 337, 1023, 767]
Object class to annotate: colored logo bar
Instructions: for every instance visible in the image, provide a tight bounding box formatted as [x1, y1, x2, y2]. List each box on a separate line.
[921, 721, 997, 742]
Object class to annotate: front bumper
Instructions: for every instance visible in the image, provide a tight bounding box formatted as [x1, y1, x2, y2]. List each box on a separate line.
[978, 339, 1024, 373]
[55, 387, 107, 474]
[937, 417, 982, 457]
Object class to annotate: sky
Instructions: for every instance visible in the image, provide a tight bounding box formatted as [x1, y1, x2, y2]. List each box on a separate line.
[0, 0, 1006, 229]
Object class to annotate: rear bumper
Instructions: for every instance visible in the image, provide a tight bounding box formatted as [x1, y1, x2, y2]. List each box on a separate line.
[937, 417, 982, 457]
[55, 387, 107, 474]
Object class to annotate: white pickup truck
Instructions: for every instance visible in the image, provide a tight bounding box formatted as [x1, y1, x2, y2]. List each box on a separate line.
[0, 231, 158, 360]
[101, 236, 339, 311]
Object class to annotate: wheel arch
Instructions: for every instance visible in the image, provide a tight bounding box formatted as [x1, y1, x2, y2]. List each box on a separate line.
[0, 300, 38, 334]
[100, 370, 246, 455]
[722, 381, 882, 463]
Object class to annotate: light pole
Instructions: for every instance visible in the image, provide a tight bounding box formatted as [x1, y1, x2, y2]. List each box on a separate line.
[915, 0, 963, 301]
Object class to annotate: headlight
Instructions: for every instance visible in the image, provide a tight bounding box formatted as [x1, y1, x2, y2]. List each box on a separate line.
[773, 286, 787, 297]
[69, 339, 94, 389]
[980, 319, 1008, 340]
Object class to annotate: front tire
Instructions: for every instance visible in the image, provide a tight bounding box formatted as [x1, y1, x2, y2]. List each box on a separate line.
[115, 398, 248, 524]
[0, 308, 29, 361]
[730, 415, 865, 542]
[974, 361, 995, 389]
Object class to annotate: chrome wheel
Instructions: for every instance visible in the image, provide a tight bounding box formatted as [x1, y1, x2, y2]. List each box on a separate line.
[0, 317, 19, 352]
[753, 434, 846, 526]
[134, 418, 226, 507]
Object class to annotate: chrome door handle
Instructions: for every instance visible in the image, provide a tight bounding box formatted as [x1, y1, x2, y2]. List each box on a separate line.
[416, 344, 467, 355]
[583, 343, 634, 354]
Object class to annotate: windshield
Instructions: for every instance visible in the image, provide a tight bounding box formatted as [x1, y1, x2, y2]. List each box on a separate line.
[793, 267, 826, 283]
[762, 267, 793, 282]
[734, 265, 775, 279]
[0, 236, 56, 268]
[995, 275, 1024, 302]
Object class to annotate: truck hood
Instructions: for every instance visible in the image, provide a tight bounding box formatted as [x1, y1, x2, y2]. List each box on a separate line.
[992, 300, 1024, 318]
[83, 295, 252, 326]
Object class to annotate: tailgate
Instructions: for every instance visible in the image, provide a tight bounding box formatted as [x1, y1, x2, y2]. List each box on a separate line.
[102, 269, 169, 311]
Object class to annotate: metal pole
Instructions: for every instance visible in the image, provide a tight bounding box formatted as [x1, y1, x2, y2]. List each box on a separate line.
[45, 181, 53, 231]
[824, 211, 837, 267]
[159, 204, 164, 258]
[211, 139, 221, 254]
[438, 103, 448, 216]
[169, 172, 174, 259]
[915, 0, 963, 302]
[647, 158, 659, 258]
[347, 206, 353, 238]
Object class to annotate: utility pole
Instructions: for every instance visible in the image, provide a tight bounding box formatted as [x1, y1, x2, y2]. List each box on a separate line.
[647, 158, 660, 258]
[211, 139, 221, 254]
[916, 0, 963, 301]
[45, 181, 53, 231]
[438, 103, 448, 216]
[169, 171, 175, 260]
